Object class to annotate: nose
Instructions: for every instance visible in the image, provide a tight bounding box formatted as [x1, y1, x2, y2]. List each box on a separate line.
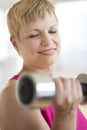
[41, 33, 53, 46]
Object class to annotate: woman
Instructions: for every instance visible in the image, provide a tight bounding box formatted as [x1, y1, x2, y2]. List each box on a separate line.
[0, 0, 85, 130]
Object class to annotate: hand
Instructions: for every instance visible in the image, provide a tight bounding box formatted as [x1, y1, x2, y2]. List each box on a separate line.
[53, 77, 83, 116]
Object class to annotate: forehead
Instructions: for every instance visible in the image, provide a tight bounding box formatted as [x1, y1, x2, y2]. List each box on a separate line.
[20, 12, 58, 33]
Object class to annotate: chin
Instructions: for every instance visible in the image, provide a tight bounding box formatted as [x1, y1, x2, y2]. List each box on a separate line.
[42, 60, 57, 68]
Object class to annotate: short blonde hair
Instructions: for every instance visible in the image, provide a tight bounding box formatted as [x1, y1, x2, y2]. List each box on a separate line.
[7, 0, 56, 39]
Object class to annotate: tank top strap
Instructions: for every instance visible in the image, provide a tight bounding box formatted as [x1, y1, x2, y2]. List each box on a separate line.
[11, 75, 20, 80]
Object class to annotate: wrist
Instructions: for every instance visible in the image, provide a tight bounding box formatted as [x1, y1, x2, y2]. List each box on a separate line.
[54, 107, 77, 119]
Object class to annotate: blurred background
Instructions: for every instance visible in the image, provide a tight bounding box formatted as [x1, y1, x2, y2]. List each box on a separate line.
[0, 0, 87, 89]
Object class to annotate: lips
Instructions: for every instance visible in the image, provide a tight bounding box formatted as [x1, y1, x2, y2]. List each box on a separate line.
[38, 48, 56, 56]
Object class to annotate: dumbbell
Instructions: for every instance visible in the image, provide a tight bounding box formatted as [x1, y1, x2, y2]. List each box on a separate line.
[16, 73, 87, 108]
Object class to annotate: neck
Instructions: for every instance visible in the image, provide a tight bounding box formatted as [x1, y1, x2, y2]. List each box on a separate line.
[19, 63, 56, 77]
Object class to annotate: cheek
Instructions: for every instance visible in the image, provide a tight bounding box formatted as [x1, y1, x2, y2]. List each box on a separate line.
[30, 41, 40, 51]
[28, 44, 39, 55]
[55, 38, 61, 54]
[55, 37, 61, 48]
[57, 34, 61, 43]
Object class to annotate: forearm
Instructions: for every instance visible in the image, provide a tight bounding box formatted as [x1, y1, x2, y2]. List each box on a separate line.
[52, 110, 77, 130]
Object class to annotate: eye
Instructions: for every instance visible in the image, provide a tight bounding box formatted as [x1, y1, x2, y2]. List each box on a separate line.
[29, 34, 40, 38]
[49, 30, 58, 34]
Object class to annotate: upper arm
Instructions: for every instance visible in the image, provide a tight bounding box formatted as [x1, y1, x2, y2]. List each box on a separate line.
[0, 80, 50, 130]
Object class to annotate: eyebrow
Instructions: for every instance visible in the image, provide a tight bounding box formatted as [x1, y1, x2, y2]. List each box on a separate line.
[50, 24, 58, 28]
[26, 24, 58, 33]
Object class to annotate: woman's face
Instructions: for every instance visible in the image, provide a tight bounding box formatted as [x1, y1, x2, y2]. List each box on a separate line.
[15, 12, 61, 70]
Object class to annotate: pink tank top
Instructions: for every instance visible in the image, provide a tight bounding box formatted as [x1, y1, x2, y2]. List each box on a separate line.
[12, 75, 87, 130]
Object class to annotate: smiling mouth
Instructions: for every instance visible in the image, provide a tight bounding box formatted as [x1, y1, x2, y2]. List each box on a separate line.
[38, 48, 56, 56]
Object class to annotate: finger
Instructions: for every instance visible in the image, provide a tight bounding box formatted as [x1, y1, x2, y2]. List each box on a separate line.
[71, 79, 83, 104]
[53, 78, 65, 105]
[75, 79, 83, 102]
[60, 78, 73, 104]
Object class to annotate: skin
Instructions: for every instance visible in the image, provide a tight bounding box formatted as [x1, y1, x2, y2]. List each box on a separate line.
[0, 12, 83, 130]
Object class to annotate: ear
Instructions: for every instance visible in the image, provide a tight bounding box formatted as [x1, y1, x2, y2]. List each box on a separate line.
[10, 35, 20, 54]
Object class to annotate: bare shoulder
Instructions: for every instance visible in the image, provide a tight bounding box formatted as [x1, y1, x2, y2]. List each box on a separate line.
[0, 80, 50, 130]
